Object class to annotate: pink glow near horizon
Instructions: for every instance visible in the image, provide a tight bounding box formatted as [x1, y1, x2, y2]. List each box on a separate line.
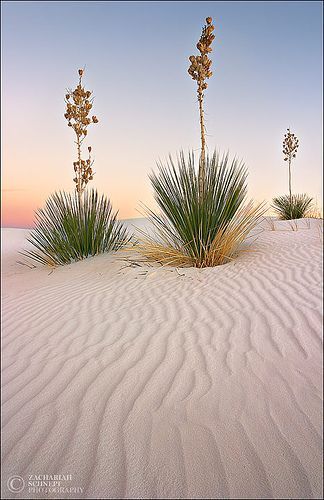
[2, 2, 322, 228]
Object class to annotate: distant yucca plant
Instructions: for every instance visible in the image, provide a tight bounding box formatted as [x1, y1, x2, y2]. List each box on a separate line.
[272, 127, 312, 220]
[272, 193, 313, 220]
[135, 152, 265, 268]
[21, 190, 129, 266]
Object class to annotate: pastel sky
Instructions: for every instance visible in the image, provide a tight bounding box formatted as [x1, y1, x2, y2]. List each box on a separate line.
[2, 1, 323, 227]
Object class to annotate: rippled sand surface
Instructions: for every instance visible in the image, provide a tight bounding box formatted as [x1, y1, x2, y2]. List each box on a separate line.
[2, 218, 323, 499]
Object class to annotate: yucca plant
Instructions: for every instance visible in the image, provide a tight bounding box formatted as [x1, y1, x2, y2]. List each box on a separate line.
[134, 17, 264, 268]
[135, 152, 265, 268]
[272, 193, 313, 220]
[21, 190, 129, 266]
[21, 69, 128, 267]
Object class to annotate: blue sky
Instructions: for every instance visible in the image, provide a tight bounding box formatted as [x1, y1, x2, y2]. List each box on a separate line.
[2, 1, 323, 225]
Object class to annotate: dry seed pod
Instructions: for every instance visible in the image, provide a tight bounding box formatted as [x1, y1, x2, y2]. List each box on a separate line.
[64, 68, 98, 199]
[188, 17, 215, 197]
[282, 127, 299, 200]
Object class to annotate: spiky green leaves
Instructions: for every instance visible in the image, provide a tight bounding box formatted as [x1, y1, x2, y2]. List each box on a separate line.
[20, 189, 130, 266]
[272, 194, 313, 220]
[136, 151, 265, 268]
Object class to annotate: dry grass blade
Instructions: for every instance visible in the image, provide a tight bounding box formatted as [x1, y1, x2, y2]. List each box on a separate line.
[202, 202, 265, 267]
[134, 223, 263, 269]
[134, 238, 194, 267]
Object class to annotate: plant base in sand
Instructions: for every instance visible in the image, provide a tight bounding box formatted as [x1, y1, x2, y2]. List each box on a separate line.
[272, 194, 313, 220]
[134, 151, 265, 268]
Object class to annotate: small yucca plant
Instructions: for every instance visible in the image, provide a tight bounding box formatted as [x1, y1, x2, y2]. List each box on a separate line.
[135, 152, 265, 268]
[272, 193, 313, 220]
[21, 190, 129, 266]
[22, 69, 128, 267]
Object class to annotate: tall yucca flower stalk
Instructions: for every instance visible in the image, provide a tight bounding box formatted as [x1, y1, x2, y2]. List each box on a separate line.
[188, 17, 215, 199]
[282, 127, 299, 204]
[64, 69, 99, 203]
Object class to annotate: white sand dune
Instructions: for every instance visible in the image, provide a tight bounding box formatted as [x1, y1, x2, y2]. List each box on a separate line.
[1, 218, 323, 499]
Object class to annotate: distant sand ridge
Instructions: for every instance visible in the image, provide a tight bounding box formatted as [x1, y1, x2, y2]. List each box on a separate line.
[1, 218, 323, 499]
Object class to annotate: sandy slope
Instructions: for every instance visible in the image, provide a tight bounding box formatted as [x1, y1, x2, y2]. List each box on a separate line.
[1, 219, 323, 499]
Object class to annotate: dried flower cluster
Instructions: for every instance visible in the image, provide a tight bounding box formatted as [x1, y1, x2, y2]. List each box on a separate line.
[188, 17, 215, 198]
[188, 17, 215, 97]
[64, 69, 99, 199]
[283, 128, 299, 162]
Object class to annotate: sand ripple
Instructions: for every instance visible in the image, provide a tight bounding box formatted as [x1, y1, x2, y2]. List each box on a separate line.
[1, 220, 323, 498]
